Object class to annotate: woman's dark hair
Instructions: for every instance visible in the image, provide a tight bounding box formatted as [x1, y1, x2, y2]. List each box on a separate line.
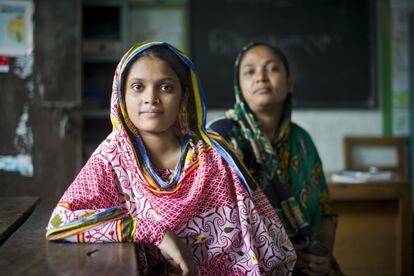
[270, 46, 290, 77]
[123, 45, 191, 93]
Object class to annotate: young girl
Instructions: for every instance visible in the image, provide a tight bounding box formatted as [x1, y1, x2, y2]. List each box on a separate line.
[46, 42, 296, 275]
[209, 42, 343, 276]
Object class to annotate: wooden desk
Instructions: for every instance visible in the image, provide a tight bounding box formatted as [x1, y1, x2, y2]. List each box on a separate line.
[0, 201, 138, 275]
[0, 196, 39, 245]
[329, 181, 412, 276]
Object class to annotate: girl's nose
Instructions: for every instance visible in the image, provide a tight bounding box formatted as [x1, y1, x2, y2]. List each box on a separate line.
[144, 97, 160, 105]
[143, 88, 160, 105]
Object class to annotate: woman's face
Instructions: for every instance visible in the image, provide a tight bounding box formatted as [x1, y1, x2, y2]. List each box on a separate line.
[239, 45, 292, 113]
[124, 56, 183, 135]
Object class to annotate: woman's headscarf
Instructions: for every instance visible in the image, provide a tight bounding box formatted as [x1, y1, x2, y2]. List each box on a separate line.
[111, 41, 255, 196]
[231, 42, 292, 179]
[222, 42, 318, 247]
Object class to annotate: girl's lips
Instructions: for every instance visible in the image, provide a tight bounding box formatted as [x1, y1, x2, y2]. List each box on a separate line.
[140, 109, 163, 114]
[140, 111, 163, 118]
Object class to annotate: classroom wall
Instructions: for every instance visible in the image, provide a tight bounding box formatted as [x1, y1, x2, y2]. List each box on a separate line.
[0, 0, 82, 200]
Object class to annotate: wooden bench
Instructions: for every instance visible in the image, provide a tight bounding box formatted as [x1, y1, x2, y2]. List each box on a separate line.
[0, 199, 138, 275]
[0, 196, 39, 245]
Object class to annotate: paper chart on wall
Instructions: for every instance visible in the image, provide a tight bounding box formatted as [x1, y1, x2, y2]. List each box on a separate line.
[0, 1, 33, 56]
[391, 8, 410, 136]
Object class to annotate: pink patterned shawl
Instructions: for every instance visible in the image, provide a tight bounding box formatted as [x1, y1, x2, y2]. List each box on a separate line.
[46, 42, 296, 275]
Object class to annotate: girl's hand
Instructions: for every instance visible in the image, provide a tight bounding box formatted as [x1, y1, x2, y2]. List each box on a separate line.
[158, 228, 196, 276]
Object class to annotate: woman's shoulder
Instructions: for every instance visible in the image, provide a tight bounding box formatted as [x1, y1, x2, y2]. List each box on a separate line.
[290, 122, 314, 142]
[289, 122, 321, 156]
[208, 116, 239, 138]
[208, 116, 238, 129]
[85, 132, 122, 164]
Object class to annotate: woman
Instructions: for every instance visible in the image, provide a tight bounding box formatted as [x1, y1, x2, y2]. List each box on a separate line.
[209, 43, 343, 276]
[46, 42, 296, 275]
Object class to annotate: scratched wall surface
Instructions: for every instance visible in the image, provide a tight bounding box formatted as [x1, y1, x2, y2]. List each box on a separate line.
[0, 0, 82, 201]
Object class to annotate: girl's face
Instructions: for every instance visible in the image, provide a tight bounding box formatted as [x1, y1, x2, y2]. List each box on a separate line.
[124, 56, 183, 135]
[239, 45, 293, 112]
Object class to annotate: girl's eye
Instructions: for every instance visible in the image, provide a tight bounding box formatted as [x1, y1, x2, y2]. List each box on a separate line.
[131, 83, 144, 92]
[160, 83, 173, 93]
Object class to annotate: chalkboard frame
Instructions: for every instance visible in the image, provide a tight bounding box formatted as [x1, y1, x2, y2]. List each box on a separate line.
[190, 0, 378, 110]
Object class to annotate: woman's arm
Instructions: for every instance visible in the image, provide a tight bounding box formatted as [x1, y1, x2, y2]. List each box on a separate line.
[317, 217, 336, 256]
[45, 155, 166, 245]
[46, 206, 135, 242]
[298, 130, 339, 275]
[303, 130, 337, 254]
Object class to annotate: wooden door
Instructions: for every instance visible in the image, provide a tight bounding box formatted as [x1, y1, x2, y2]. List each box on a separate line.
[0, 0, 82, 202]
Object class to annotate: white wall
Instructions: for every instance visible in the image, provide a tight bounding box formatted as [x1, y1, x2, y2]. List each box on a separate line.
[292, 110, 382, 172]
[207, 109, 383, 173]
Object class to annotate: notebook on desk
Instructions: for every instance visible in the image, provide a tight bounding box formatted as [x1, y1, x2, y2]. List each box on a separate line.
[330, 169, 397, 183]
